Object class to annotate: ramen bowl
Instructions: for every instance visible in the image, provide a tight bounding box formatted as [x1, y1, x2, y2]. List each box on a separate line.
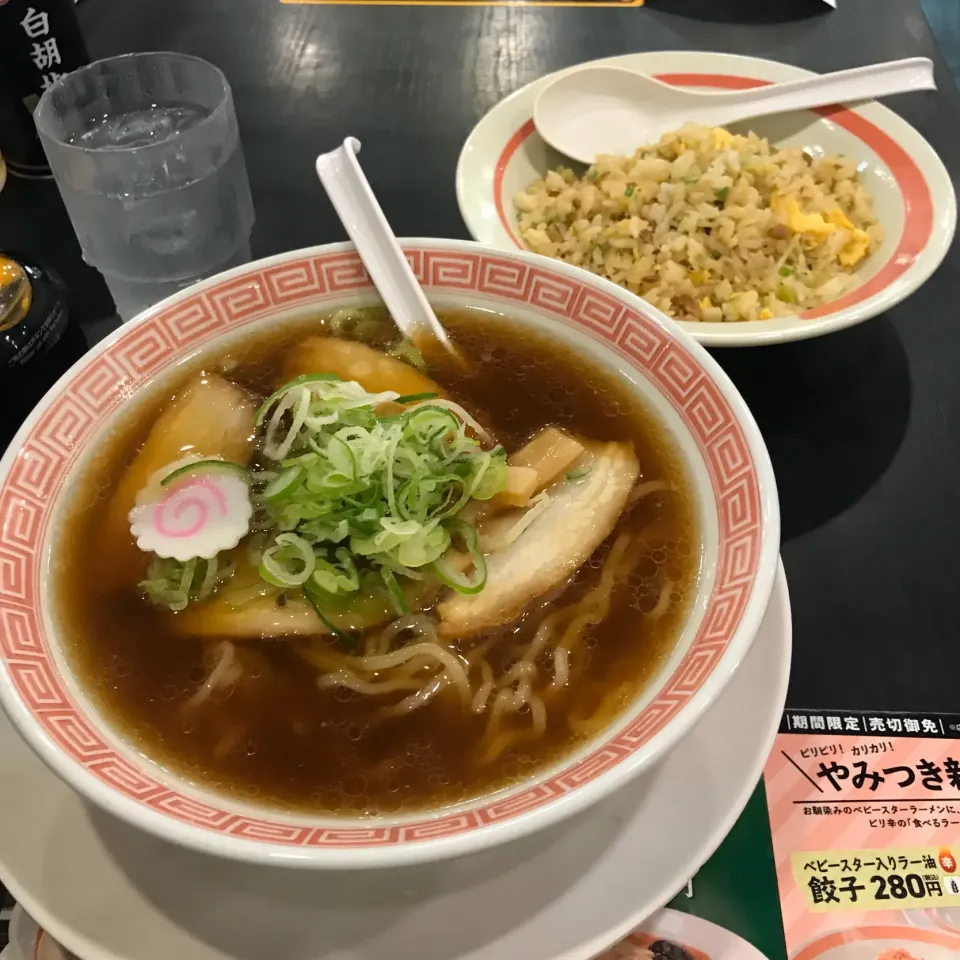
[0, 240, 779, 867]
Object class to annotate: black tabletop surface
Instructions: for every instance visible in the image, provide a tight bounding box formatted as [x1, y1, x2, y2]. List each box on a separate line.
[1, 1, 959, 717]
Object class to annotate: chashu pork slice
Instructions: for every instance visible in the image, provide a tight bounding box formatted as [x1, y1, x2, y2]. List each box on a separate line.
[177, 590, 327, 639]
[176, 562, 440, 640]
[101, 374, 256, 587]
[436, 440, 639, 638]
[280, 336, 444, 398]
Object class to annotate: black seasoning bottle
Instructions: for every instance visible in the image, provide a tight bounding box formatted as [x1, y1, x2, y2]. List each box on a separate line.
[0, 253, 87, 450]
[0, 0, 90, 177]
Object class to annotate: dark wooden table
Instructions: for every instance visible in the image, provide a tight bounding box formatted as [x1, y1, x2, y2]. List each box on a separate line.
[2, 0, 959, 719]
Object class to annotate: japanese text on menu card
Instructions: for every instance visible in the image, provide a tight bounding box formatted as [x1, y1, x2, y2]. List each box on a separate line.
[765, 709, 960, 957]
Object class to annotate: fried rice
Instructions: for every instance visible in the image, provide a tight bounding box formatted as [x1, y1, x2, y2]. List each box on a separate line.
[514, 123, 883, 323]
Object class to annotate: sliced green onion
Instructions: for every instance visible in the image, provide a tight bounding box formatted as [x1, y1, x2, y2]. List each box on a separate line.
[624, 185, 635, 198]
[469, 448, 507, 500]
[305, 584, 351, 611]
[565, 467, 591, 482]
[388, 339, 426, 372]
[255, 373, 342, 426]
[140, 556, 196, 611]
[396, 522, 451, 568]
[334, 547, 360, 586]
[199, 555, 219, 597]
[140, 555, 228, 611]
[431, 519, 486, 595]
[258, 562, 291, 588]
[272, 387, 312, 461]
[405, 399, 492, 444]
[378, 555, 425, 581]
[777, 283, 798, 304]
[249, 366, 505, 606]
[403, 405, 460, 442]
[310, 548, 360, 594]
[326, 435, 357, 479]
[262, 465, 305, 504]
[394, 392, 438, 404]
[160, 459, 249, 487]
[327, 307, 385, 342]
[778, 265, 793, 277]
[715, 187, 730, 202]
[173, 558, 197, 610]
[302, 580, 354, 648]
[259, 533, 316, 587]
[380, 565, 410, 615]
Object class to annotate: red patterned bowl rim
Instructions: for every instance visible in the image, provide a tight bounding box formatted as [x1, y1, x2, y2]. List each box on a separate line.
[0, 242, 777, 861]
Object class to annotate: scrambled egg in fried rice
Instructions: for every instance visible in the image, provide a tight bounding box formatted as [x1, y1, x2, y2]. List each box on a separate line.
[514, 123, 883, 323]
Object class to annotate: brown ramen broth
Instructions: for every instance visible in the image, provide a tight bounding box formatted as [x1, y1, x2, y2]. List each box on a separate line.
[57, 309, 699, 814]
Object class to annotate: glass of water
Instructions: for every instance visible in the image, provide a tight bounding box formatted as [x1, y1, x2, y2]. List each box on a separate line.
[34, 52, 255, 321]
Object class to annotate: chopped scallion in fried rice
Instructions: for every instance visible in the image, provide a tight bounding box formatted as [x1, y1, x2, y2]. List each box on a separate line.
[514, 124, 883, 323]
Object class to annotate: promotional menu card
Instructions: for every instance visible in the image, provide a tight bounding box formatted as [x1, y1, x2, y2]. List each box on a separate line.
[764, 708, 960, 959]
[594, 708, 960, 960]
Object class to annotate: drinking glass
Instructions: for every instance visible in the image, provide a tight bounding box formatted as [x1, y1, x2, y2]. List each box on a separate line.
[34, 52, 255, 321]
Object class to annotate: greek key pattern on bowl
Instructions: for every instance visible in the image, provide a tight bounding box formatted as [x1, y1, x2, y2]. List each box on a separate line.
[0, 248, 762, 847]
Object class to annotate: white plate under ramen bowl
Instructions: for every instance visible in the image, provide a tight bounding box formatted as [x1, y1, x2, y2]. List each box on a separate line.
[456, 50, 957, 347]
[0, 239, 779, 868]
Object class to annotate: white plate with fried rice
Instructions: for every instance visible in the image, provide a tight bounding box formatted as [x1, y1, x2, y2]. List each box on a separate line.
[456, 51, 956, 347]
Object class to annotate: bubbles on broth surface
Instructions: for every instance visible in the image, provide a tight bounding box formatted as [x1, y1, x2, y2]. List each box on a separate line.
[110, 655, 133, 679]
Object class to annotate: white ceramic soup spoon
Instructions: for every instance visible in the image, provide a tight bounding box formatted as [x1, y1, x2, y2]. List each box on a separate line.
[315, 137, 459, 361]
[534, 57, 936, 164]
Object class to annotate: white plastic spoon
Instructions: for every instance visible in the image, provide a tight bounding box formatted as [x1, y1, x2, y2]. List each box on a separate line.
[534, 58, 936, 164]
[315, 137, 459, 361]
